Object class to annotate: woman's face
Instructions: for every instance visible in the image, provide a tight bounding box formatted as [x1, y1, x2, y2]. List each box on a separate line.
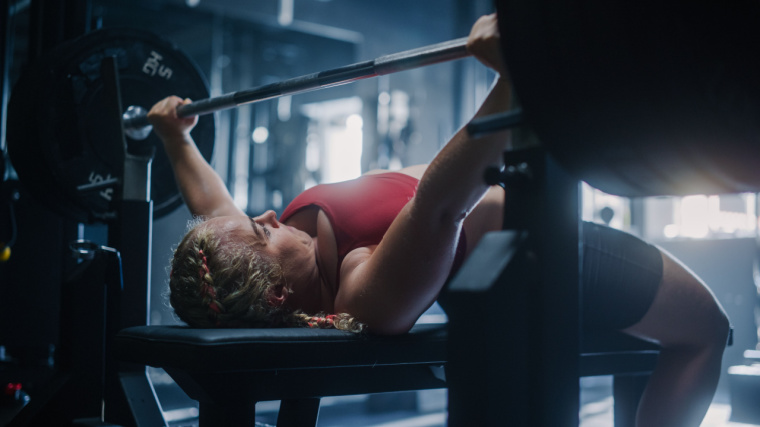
[205, 212, 318, 293]
[207, 212, 313, 260]
[206, 211, 320, 311]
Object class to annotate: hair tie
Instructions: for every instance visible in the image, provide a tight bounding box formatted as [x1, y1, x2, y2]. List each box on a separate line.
[308, 315, 336, 328]
[198, 249, 210, 278]
[208, 301, 222, 314]
[201, 284, 217, 298]
[197, 248, 223, 325]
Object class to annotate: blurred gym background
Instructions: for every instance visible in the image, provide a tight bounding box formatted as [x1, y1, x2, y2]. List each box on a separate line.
[1, 1, 758, 425]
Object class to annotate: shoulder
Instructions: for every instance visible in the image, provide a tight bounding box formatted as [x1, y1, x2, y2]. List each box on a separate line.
[333, 244, 379, 322]
[340, 245, 377, 279]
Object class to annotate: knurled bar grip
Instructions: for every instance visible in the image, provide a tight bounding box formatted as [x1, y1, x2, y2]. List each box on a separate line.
[123, 37, 470, 130]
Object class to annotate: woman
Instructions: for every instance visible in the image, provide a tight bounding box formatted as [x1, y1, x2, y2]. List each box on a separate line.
[149, 14, 729, 427]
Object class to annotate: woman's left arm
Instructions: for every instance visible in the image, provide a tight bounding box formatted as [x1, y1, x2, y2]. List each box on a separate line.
[334, 14, 512, 334]
[148, 96, 245, 218]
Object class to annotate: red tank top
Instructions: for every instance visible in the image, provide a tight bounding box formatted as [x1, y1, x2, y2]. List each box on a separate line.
[280, 173, 467, 286]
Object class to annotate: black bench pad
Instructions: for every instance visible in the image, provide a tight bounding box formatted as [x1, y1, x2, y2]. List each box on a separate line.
[115, 323, 448, 373]
[115, 323, 449, 403]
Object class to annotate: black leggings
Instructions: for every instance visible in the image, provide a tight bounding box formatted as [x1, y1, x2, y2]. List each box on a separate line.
[581, 221, 663, 331]
[438, 221, 663, 332]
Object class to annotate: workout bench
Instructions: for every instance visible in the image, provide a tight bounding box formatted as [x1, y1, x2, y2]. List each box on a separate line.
[114, 316, 671, 427]
[112, 147, 733, 427]
[109, 149, 687, 427]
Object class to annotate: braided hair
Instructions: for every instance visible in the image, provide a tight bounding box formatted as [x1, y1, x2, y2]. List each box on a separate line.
[168, 218, 365, 333]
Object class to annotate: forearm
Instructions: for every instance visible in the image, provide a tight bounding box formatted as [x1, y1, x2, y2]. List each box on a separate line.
[164, 134, 244, 218]
[414, 77, 511, 224]
[148, 96, 244, 218]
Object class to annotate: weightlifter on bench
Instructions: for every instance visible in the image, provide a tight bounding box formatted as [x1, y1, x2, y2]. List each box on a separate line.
[148, 14, 729, 427]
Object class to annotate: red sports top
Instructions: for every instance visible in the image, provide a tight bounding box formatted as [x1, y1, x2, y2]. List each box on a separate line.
[280, 172, 467, 286]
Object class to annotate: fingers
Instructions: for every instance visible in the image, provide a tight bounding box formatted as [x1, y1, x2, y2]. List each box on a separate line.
[148, 95, 183, 118]
[148, 96, 196, 122]
[147, 95, 199, 139]
[467, 14, 508, 76]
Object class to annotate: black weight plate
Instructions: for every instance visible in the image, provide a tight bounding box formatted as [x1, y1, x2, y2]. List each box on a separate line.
[497, 0, 760, 197]
[7, 27, 214, 223]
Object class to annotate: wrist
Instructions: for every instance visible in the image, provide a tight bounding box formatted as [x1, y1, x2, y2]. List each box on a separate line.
[161, 133, 195, 153]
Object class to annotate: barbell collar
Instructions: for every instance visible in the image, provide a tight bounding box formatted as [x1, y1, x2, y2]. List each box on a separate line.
[122, 105, 153, 140]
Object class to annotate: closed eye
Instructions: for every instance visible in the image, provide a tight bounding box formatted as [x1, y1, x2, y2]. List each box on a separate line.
[249, 217, 271, 239]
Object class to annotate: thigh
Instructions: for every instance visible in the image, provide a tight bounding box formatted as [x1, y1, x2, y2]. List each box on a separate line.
[622, 249, 729, 346]
[581, 221, 664, 331]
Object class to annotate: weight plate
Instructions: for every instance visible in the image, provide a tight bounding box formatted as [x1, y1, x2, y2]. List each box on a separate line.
[497, 0, 760, 197]
[7, 27, 215, 223]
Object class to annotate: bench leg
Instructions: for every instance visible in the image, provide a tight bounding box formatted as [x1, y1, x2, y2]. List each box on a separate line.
[613, 374, 649, 427]
[277, 398, 321, 427]
[199, 401, 256, 426]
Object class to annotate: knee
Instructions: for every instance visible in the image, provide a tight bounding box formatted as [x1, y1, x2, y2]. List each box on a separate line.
[704, 298, 730, 349]
[687, 286, 730, 352]
[661, 255, 730, 350]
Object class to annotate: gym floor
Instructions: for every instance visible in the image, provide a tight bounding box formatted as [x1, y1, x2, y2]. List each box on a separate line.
[152, 372, 760, 427]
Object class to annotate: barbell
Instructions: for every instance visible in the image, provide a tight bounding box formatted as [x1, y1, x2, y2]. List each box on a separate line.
[123, 36, 471, 135]
[6, 28, 472, 224]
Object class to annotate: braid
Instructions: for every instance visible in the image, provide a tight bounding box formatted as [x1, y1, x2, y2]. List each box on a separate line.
[168, 218, 366, 333]
[292, 313, 366, 333]
[197, 249, 223, 326]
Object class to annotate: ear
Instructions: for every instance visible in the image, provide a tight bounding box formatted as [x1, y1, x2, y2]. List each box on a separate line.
[266, 284, 287, 307]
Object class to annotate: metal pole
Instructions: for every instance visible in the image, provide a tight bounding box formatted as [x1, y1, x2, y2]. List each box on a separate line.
[123, 37, 470, 131]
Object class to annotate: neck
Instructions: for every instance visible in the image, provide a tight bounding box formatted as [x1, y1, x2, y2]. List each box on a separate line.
[286, 243, 330, 314]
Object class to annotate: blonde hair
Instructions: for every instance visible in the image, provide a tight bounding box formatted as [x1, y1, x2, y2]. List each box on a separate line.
[168, 218, 364, 333]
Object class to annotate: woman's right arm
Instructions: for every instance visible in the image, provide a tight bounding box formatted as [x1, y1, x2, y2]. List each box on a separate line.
[148, 96, 245, 218]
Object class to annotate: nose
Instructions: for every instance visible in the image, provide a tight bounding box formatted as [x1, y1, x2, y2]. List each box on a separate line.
[253, 210, 279, 227]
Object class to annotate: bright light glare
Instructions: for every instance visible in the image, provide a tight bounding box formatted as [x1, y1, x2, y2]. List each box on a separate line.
[663, 224, 680, 238]
[680, 195, 710, 238]
[278, 0, 294, 25]
[662, 193, 757, 239]
[305, 139, 320, 172]
[300, 97, 363, 184]
[272, 190, 283, 210]
[323, 121, 362, 183]
[252, 127, 269, 144]
[346, 114, 363, 129]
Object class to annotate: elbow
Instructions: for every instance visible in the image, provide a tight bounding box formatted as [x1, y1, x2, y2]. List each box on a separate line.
[337, 301, 416, 336]
[365, 318, 415, 336]
[437, 208, 468, 228]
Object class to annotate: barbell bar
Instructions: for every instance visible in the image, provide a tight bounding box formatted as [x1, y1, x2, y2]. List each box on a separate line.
[6, 29, 470, 224]
[123, 36, 471, 134]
